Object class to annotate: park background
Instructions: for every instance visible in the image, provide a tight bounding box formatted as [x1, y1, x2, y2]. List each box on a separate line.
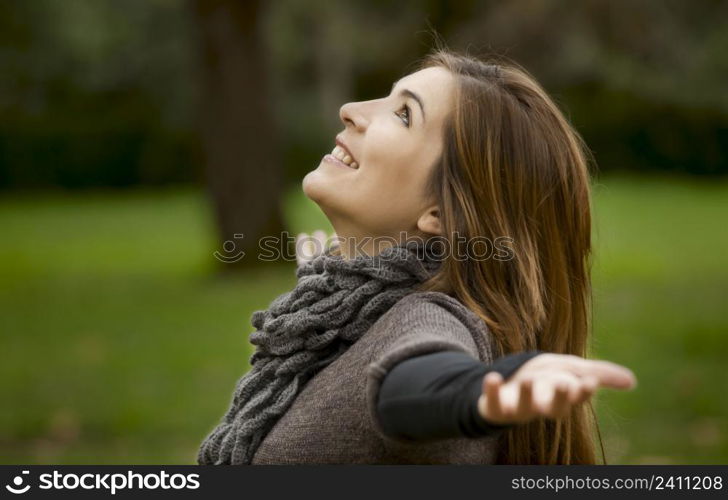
[1, 0, 726, 464]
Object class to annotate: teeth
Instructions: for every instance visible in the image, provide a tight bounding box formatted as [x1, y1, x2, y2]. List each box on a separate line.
[329, 145, 358, 168]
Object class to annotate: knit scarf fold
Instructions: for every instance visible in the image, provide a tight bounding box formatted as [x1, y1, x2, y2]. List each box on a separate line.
[197, 239, 443, 465]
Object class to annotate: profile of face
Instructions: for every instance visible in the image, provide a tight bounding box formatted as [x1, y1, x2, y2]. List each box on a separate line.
[302, 66, 455, 257]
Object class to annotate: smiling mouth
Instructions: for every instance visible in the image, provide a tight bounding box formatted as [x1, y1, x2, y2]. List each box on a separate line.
[323, 153, 357, 170]
[328, 145, 359, 169]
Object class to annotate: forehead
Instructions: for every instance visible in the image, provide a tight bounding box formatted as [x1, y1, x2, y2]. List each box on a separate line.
[395, 66, 454, 122]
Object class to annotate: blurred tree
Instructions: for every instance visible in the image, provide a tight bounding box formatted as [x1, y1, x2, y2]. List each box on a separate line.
[1, 0, 727, 196]
[0, 0, 198, 189]
[191, 0, 285, 269]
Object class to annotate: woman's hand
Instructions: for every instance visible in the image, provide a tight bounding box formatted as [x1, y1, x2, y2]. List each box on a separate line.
[295, 230, 335, 266]
[477, 353, 636, 425]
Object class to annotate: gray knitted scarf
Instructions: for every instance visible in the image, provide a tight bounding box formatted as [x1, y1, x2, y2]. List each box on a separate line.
[197, 239, 443, 465]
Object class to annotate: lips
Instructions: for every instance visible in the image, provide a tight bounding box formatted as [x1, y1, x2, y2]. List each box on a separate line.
[324, 151, 357, 170]
[333, 135, 358, 168]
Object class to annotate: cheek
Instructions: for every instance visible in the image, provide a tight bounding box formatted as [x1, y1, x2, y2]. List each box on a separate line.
[363, 127, 419, 183]
[353, 139, 434, 228]
[358, 144, 413, 204]
[364, 128, 436, 194]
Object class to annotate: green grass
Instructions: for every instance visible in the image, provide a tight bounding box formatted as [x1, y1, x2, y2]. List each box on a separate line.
[0, 175, 726, 464]
[590, 174, 728, 464]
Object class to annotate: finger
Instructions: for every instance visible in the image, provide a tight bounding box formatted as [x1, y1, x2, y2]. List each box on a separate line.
[531, 378, 565, 416]
[515, 376, 534, 419]
[312, 230, 327, 255]
[295, 233, 311, 265]
[540, 355, 637, 391]
[302, 243, 315, 260]
[582, 360, 637, 390]
[573, 375, 599, 405]
[483, 372, 504, 420]
[548, 382, 571, 418]
[530, 371, 582, 404]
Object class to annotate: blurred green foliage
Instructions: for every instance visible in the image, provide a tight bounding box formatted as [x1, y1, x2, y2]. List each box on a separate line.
[0, 175, 726, 464]
[0, 0, 198, 188]
[1, 0, 728, 190]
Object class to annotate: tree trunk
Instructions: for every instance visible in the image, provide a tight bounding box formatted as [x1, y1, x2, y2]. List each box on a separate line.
[191, 0, 285, 270]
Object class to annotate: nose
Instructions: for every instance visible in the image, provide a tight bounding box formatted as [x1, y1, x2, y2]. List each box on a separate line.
[339, 101, 368, 131]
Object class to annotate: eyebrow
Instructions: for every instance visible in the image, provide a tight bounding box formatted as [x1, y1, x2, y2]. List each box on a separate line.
[390, 80, 426, 122]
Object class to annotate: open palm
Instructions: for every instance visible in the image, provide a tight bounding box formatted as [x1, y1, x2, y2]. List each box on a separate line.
[478, 353, 636, 425]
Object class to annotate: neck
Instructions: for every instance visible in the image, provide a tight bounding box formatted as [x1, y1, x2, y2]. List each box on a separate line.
[325, 216, 426, 260]
[333, 236, 396, 260]
[332, 232, 434, 260]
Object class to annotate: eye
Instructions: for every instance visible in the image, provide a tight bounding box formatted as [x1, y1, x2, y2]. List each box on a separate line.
[395, 104, 410, 127]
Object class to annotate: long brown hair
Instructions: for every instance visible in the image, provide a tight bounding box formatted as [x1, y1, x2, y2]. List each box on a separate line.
[414, 47, 605, 464]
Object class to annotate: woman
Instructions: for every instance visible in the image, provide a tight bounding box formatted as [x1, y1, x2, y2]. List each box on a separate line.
[198, 48, 637, 465]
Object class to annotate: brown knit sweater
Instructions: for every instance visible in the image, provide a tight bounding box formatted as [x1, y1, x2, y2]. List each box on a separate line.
[250, 290, 501, 464]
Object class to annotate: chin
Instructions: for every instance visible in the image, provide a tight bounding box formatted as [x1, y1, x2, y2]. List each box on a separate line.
[302, 168, 335, 210]
[303, 169, 353, 225]
[302, 170, 321, 201]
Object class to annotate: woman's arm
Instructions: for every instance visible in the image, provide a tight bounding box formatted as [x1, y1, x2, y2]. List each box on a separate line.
[377, 349, 637, 441]
[477, 353, 636, 424]
[376, 350, 543, 441]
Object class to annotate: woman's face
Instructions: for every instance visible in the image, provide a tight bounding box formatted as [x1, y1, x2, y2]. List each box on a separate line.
[302, 66, 455, 255]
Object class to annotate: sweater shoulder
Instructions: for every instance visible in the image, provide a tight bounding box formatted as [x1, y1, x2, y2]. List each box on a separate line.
[362, 290, 497, 448]
[372, 291, 494, 363]
[364, 290, 496, 365]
